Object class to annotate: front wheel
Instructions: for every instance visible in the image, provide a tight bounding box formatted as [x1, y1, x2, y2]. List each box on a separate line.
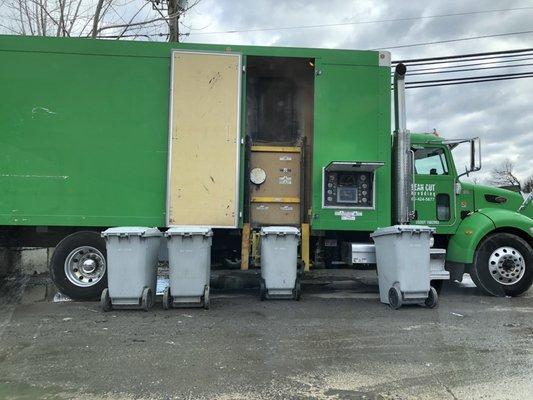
[50, 231, 107, 300]
[471, 233, 533, 297]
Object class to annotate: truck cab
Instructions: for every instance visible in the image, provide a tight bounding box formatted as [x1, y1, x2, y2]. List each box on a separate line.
[411, 133, 533, 296]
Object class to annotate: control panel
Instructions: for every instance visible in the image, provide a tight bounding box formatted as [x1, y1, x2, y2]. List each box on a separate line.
[322, 162, 383, 209]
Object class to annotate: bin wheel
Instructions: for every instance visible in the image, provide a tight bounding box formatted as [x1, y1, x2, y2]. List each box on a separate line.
[203, 285, 210, 310]
[424, 286, 439, 309]
[430, 280, 444, 295]
[259, 278, 266, 301]
[388, 286, 402, 310]
[100, 288, 112, 312]
[141, 287, 153, 311]
[162, 286, 171, 310]
[293, 279, 301, 301]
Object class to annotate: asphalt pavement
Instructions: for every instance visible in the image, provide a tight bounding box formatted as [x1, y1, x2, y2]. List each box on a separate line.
[0, 270, 531, 399]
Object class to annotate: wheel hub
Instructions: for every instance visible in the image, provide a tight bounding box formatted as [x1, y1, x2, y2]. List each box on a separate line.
[488, 246, 525, 285]
[81, 259, 97, 274]
[64, 246, 106, 287]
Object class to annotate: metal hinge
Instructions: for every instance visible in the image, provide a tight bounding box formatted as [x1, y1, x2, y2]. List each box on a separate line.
[242, 65, 246, 73]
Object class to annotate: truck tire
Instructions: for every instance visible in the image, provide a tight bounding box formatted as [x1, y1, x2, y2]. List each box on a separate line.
[50, 231, 107, 300]
[471, 233, 532, 297]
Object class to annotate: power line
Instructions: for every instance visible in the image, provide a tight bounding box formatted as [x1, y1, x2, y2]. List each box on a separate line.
[392, 47, 533, 64]
[407, 62, 533, 76]
[406, 56, 533, 72]
[398, 52, 533, 67]
[405, 74, 533, 88]
[373, 30, 533, 50]
[405, 71, 533, 85]
[187, 6, 533, 35]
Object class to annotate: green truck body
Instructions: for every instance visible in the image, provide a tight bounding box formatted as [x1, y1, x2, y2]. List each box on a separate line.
[0, 35, 390, 230]
[0, 35, 531, 299]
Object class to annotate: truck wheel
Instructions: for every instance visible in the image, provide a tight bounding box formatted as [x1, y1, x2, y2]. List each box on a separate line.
[471, 233, 532, 297]
[50, 231, 107, 301]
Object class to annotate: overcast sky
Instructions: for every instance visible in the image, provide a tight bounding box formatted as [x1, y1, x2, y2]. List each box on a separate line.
[180, 0, 533, 183]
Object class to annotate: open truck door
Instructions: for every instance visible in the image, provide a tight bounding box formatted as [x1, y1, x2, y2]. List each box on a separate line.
[167, 50, 243, 228]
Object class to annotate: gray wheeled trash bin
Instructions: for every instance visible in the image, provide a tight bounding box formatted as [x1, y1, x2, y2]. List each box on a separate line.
[259, 226, 301, 300]
[164, 227, 213, 309]
[100, 227, 162, 311]
[370, 225, 438, 309]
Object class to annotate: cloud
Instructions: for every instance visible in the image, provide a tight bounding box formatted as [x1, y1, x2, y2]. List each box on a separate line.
[183, 0, 533, 181]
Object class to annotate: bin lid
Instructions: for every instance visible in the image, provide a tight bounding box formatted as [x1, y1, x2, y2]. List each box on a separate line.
[260, 226, 300, 236]
[165, 226, 213, 237]
[102, 227, 162, 237]
[370, 224, 435, 238]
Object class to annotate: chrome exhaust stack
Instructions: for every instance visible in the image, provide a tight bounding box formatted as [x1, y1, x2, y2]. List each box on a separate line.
[393, 63, 413, 224]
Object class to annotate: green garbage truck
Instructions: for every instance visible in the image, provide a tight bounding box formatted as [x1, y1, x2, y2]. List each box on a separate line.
[0, 35, 531, 300]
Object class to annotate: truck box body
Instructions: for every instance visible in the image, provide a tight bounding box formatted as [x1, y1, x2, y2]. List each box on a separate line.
[0, 35, 391, 232]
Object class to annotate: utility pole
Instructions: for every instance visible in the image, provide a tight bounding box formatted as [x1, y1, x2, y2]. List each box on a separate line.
[168, 0, 179, 42]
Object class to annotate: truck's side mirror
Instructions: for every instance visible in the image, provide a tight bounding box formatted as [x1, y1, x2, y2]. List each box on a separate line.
[457, 137, 481, 178]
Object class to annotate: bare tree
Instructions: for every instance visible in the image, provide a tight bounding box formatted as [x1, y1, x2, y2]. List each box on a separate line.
[523, 176, 533, 193]
[490, 159, 523, 190]
[0, 0, 200, 41]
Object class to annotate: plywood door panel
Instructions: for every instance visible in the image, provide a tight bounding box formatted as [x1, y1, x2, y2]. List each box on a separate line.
[167, 51, 241, 227]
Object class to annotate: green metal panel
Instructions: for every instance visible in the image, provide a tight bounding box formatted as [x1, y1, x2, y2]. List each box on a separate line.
[311, 59, 391, 231]
[0, 35, 381, 228]
[446, 211, 495, 263]
[0, 43, 169, 226]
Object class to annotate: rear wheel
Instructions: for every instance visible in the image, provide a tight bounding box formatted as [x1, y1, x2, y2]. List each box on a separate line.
[50, 231, 107, 300]
[471, 233, 532, 297]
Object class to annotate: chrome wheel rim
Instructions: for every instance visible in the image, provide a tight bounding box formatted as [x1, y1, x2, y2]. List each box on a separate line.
[488, 246, 525, 285]
[64, 246, 106, 287]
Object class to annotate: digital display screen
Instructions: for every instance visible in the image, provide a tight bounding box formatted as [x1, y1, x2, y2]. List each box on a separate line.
[337, 187, 358, 203]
